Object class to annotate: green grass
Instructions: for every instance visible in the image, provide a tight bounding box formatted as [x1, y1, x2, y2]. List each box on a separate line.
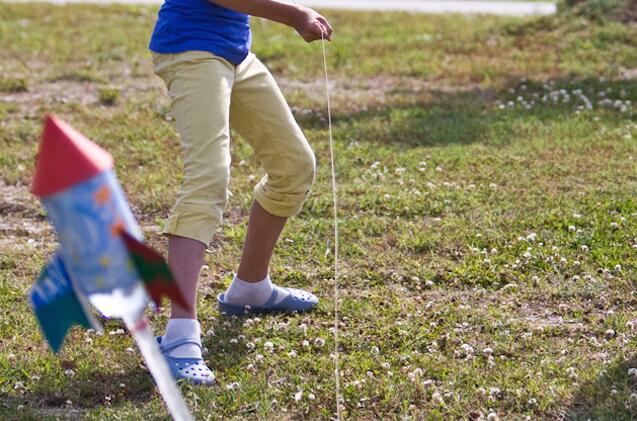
[2, 3, 637, 420]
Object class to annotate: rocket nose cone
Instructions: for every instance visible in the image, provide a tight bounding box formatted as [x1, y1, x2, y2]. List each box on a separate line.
[32, 115, 114, 197]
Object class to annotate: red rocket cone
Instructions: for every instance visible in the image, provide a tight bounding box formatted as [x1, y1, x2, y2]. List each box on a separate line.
[32, 115, 113, 198]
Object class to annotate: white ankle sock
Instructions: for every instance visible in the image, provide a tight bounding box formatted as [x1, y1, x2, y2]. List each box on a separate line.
[225, 275, 290, 306]
[163, 318, 202, 359]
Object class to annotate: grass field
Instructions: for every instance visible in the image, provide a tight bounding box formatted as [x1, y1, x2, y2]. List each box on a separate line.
[1, 3, 637, 420]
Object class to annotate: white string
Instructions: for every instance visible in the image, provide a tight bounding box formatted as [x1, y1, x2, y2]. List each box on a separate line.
[320, 32, 342, 421]
[284, 2, 342, 415]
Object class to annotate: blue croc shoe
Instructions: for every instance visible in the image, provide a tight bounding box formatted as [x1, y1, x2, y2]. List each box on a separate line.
[156, 336, 216, 386]
[217, 287, 318, 316]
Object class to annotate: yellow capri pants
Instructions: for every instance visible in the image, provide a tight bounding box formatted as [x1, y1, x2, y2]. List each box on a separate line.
[153, 51, 316, 246]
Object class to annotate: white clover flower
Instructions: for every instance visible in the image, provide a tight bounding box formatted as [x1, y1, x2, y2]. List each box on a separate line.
[314, 338, 326, 347]
[487, 412, 499, 421]
[628, 368, 637, 377]
[226, 382, 240, 390]
[64, 369, 75, 377]
[294, 391, 303, 401]
[371, 346, 380, 354]
[483, 347, 493, 355]
[264, 341, 274, 350]
[431, 391, 444, 405]
[568, 225, 576, 232]
[288, 350, 297, 358]
[308, 393, 316, 400]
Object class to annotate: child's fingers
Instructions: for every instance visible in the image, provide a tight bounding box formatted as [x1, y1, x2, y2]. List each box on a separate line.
[318, 16, 333, 38]
[315, 20, 332, 41]
[309, 21, 327, 41]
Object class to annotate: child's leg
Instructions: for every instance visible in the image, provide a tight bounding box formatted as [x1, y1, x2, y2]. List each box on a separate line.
[153, 51, 235, 357]
[237, 201, 287, 283]
[168, 235, 206, 319]
[224, 53, 316, 306]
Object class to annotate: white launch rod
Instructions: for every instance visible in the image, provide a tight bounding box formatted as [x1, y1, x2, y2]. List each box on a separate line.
[124, 315, 193, 421]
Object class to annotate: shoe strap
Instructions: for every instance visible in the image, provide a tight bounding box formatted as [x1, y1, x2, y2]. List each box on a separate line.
[160, 337, 203, 353]
[263, 287, 280, 307]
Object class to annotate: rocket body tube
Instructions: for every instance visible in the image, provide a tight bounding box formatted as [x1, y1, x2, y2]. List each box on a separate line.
[42, 170, 147, 318]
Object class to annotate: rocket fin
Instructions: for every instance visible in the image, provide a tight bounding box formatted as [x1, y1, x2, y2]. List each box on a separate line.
[29, 253, 100, 353]
[120, 231, 189, 310]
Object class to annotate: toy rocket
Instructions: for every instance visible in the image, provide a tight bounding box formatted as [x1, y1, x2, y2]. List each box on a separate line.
[29, 115, 192, 420]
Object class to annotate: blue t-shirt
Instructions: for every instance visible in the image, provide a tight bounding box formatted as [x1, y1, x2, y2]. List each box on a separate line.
[149, 0, 251, 65]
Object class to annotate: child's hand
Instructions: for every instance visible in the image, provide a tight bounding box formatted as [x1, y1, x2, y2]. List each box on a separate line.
[293, 6, 332, 42]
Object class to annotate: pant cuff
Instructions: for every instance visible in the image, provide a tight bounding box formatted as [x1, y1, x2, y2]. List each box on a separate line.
[161, 207, 221, 247]
[254, 182, 308, 218]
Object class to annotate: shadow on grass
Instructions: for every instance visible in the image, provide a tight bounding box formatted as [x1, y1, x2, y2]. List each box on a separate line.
[567, 356, 637, 420]
[296, 77, 637, 149]
[7, 367, 155, 413]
